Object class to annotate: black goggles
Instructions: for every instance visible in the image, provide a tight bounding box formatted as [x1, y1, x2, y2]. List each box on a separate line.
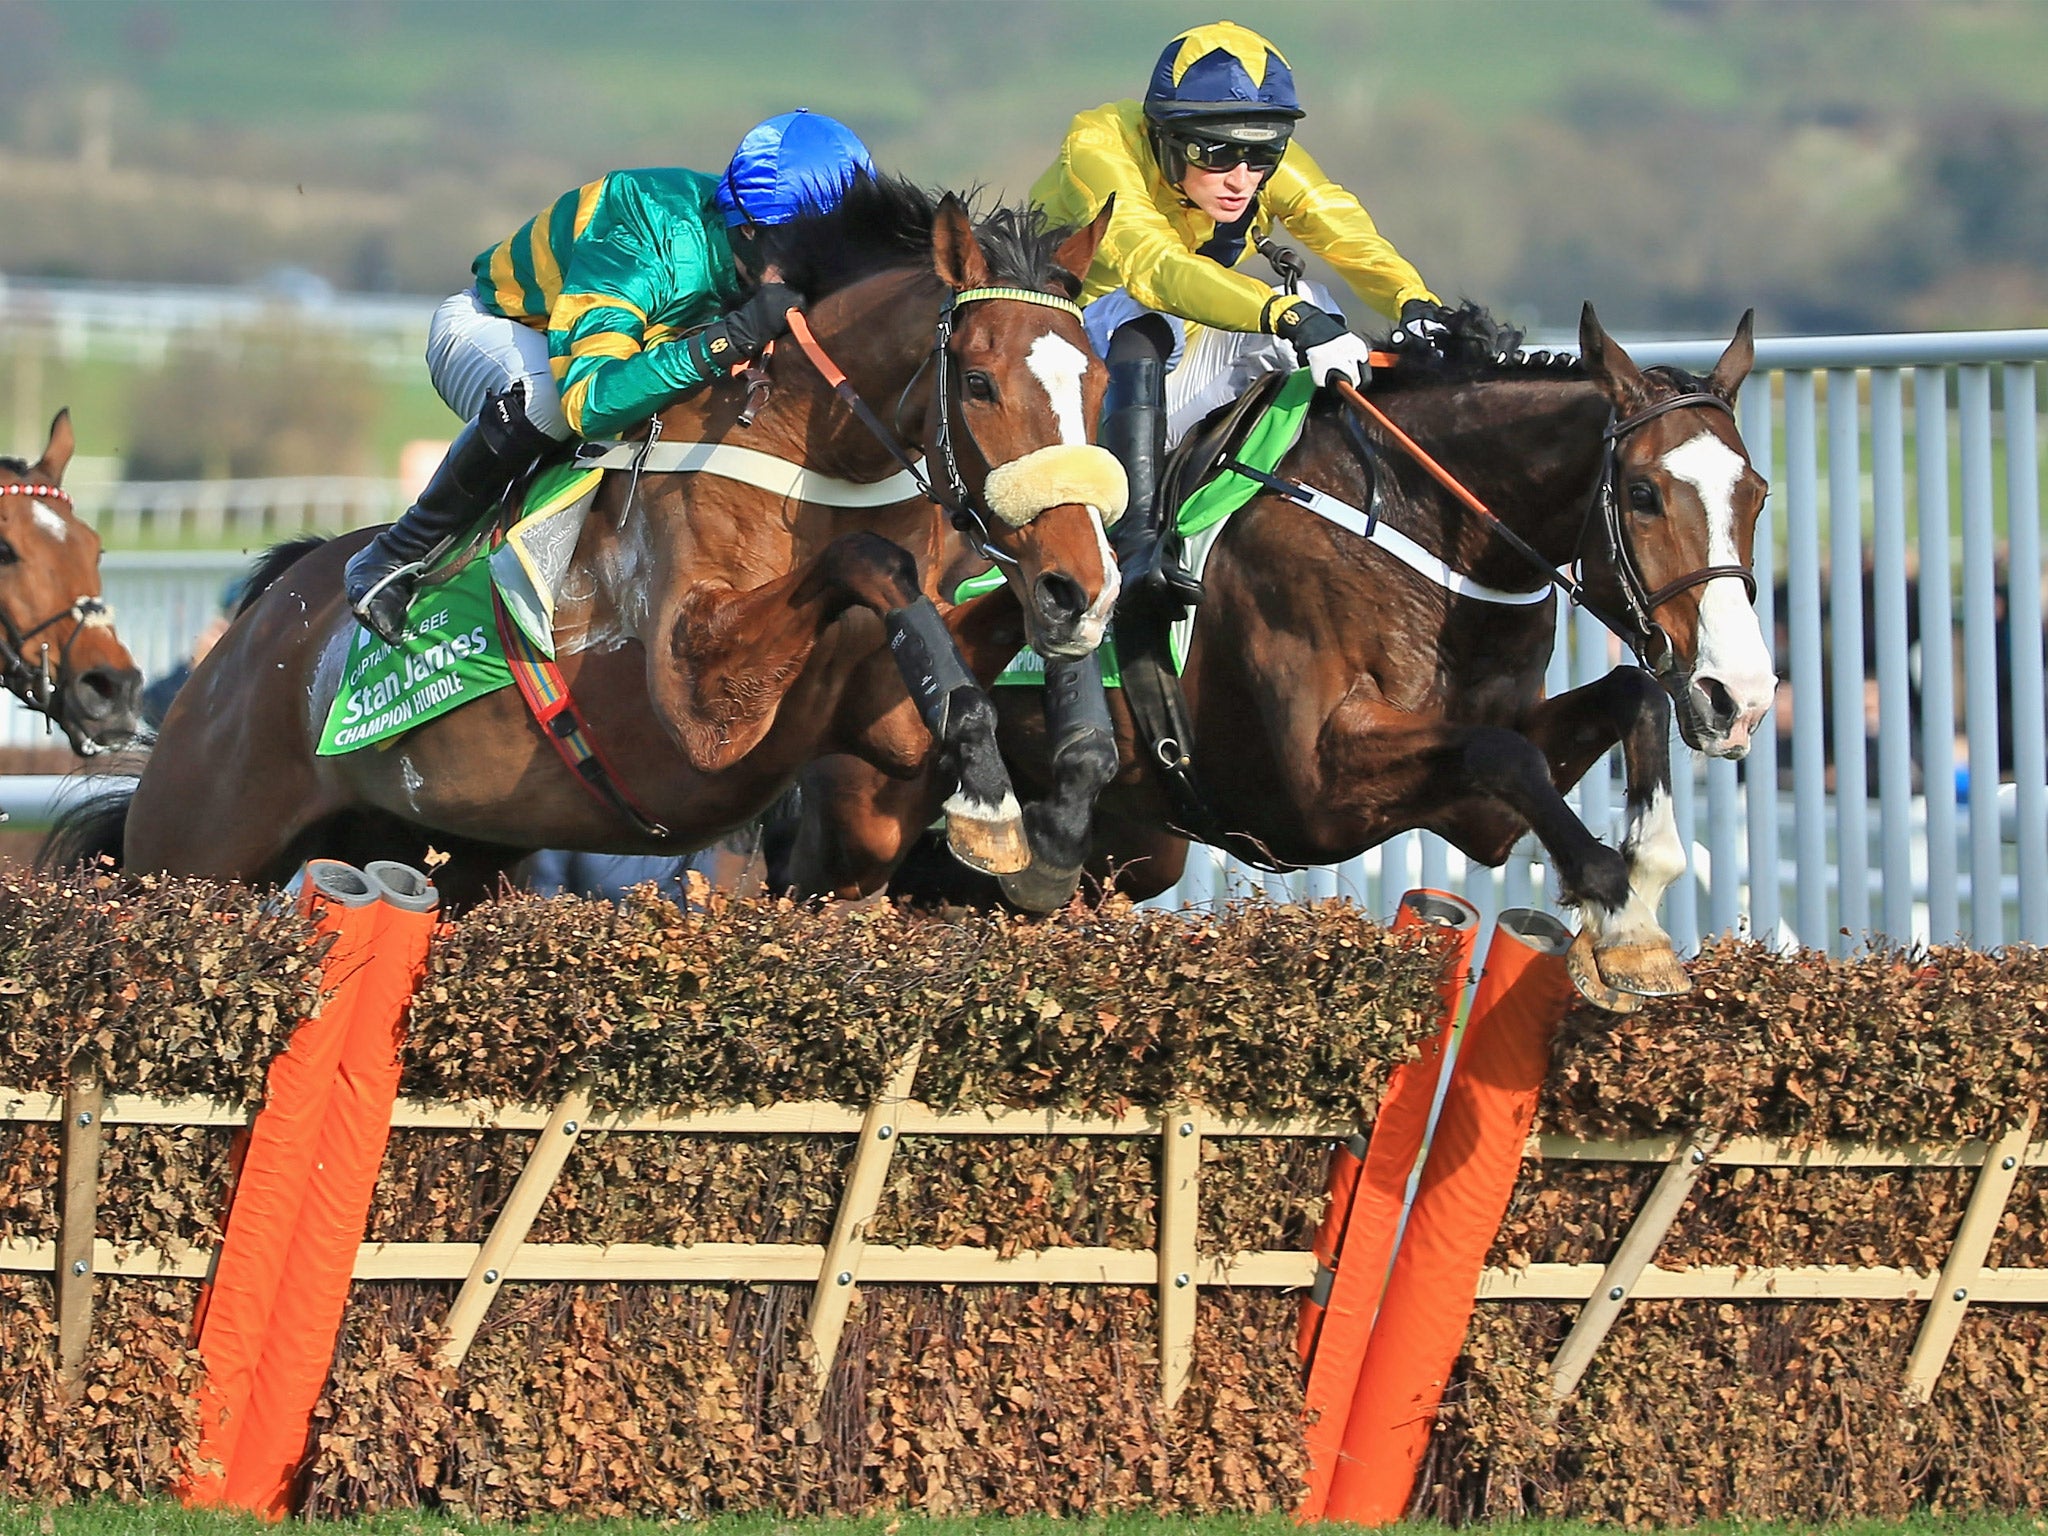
[1174, 135, 1288, 173]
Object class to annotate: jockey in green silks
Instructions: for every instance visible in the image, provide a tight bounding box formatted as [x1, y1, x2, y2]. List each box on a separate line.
[346, 110, 875, 646]
[1031, 20, 1455, 605]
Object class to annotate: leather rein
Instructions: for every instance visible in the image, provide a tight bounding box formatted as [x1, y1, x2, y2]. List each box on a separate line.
[782, 283, 1086, 570]
[1334, 376, 1755, 682]
[0, 480, 116, 750]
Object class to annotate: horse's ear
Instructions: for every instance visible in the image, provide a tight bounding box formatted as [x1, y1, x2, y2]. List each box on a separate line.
[1578, 303, 1652, 413]
[1051, 194, 1114, 288]
[1706, 309, 1756, 403]
[36, 409, 74, 484]
[932, 193, 991, 291]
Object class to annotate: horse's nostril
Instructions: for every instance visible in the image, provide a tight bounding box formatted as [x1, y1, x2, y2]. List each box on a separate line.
[1693, 674, 1738, 729]
[1033, 572, 1088, 626]
[71, 666, 142, 721]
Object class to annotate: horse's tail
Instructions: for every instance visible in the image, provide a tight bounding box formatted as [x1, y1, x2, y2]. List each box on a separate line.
[37, 760, 141, 872]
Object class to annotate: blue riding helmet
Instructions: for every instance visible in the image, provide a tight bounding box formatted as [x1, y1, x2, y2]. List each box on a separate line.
[717, 109, 876, 228]
[1144, 20, 1303, 147]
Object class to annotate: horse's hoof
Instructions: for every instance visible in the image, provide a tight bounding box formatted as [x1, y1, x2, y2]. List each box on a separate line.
[998, 860, 1083, 913]
[944, 795, 1031, 875]
[1567, 929, 1646, 1015]
[1597, 939, 1693, 999]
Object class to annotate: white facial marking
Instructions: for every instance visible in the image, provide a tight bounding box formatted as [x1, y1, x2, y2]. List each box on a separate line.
[1660, 431, 1776, 747]
[1025, 333, 1090, 446]
[30, 501, 68, 540]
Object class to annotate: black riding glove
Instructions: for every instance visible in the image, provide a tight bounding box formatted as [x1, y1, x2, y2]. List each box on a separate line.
[1392, 298, 1456, 354]
[1274, 302, 1373, 388]
[682, 281, 802, 377]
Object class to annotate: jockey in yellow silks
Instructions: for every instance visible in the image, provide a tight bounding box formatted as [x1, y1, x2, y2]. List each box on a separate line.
[1031, 20, 1454, 604]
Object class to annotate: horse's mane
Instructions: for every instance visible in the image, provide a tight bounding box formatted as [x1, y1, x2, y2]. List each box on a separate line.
[760, 171, 1079, 302]
[1365, 302, 1714, 398]
[1365, 302, 1583, 390]
[0, 456, 31, 476]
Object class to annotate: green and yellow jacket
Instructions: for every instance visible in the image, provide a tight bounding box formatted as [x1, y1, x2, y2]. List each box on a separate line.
[1030, 101, 1436, 337]
[473, 167, 744, 438]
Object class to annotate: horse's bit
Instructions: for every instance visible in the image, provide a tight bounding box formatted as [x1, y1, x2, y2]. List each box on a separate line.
[0, 480, 116, 750]
[784, 284, 1087, 570]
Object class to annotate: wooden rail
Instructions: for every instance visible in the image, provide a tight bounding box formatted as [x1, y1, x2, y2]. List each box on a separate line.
[5, 1087, 2043, 1404]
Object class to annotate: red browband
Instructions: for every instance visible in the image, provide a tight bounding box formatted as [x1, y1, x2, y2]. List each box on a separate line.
[0, 483, 72, 507]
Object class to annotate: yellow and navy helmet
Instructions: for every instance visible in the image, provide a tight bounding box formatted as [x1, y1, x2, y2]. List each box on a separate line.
[1143, 21, 1305, 136]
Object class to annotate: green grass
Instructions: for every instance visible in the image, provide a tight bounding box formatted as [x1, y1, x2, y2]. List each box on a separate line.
[7, 1507, 2048, 1536]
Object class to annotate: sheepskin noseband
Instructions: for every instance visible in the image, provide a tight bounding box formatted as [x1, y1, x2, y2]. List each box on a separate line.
[981, 444, 1129, 529]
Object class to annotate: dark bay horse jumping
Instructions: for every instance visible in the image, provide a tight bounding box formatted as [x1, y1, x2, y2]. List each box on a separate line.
[783, 306, 1775, 1007]
[1, 410, 142, 754]
[57, 180, 1124, 901]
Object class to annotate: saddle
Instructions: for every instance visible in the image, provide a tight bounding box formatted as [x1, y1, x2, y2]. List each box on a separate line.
[1157, 369, 1296, 552]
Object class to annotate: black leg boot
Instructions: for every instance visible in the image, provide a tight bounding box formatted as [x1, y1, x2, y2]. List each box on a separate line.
[1100, 352, 1202, 612]
[344, 386, 556, 645]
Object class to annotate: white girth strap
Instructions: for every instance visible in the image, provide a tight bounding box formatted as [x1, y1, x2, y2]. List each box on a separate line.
[1285, 481, 1553, 607]
[575, 440, 926, 509]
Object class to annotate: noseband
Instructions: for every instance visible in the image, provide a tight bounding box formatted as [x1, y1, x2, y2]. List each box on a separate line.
[1582, 390, 1757, 681]
[787, 285, 1088, 570]
[0, 480, 117, 751]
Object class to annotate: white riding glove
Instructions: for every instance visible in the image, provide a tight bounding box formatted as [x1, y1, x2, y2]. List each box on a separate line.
[1276, 303, 1374, 389]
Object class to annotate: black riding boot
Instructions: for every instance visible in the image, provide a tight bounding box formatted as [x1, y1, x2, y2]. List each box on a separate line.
[1100, 349, 1202, 611]
[344, 386, 556, 645]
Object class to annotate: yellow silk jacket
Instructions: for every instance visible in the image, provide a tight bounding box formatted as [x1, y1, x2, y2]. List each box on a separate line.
[1030, 101, 1437, 335]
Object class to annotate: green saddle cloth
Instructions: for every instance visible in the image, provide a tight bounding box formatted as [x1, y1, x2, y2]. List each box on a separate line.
[316, 462, 604, 755]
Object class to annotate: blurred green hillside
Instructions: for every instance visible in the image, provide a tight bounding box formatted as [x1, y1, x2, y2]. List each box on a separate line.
[1, 0, 2045, 337]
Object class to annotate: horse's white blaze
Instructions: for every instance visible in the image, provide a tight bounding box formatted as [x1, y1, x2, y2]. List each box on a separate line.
[30, 501, 68, 540]
[1662, 432, 1775, 749]
[1026, 333, 1090, 447]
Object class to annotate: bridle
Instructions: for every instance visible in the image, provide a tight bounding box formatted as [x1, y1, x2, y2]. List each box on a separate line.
[0, 480, 117, 751]
[1338, 380, 1756, 685]
[1581, 390, 1757, 681]
[783, 283, 1087, 570]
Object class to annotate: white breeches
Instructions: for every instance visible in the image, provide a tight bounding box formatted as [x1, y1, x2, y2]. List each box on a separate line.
[1082, 279, 1341, 444]
[424, 287, 575, 441]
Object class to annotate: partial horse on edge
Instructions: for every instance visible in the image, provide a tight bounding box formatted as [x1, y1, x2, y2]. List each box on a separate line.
[1, 410, 142, 757]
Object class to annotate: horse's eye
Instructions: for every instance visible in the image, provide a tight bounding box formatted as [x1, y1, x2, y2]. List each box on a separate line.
[0, 538, 17, 565]
[964, 371, 997, 403]
[1627, 481, 1662, 517]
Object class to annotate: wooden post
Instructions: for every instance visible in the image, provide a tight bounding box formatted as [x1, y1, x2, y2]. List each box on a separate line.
[1545, 1127, 1721, 1414]
[1903, 1108, 2038, 1402]
[435, 1078, 593, 1369]
[55, 1073, 106, 1393]
[1158, 1106, 1202, 1409]
[806, 1046, 924, 1403]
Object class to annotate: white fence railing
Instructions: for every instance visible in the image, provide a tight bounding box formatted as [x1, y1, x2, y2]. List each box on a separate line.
[68, 477, 405, 546]
[0, 275, 431, 374]
[6, 328, 2044, 956]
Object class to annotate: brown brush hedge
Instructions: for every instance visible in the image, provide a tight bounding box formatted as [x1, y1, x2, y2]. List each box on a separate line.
[4, 872, 2048, 1521]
